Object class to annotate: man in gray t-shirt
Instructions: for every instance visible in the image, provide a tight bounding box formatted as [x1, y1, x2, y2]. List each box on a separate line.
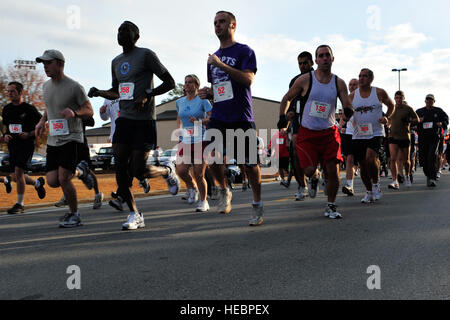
[35, 49, 94, 228]
[88, 21, 180, 231]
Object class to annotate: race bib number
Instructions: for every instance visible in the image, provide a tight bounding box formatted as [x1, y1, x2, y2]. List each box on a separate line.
[182, 125, 202, 142]
[9, 124, 22, 134]
[358, 123, 373, 136]
[309, 101, 332, 119]
[423, 122, 433, 129]
[213, 81, 234, 103]
[49, 119, 69, 136]
[119, 82, 135, 100]
[276, 138, 284, 145]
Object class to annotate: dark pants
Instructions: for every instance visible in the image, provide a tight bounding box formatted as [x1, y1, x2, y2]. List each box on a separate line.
[418, 138, 439, 180]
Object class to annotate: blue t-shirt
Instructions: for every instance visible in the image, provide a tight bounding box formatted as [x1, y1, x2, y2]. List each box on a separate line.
[176, 96, 212, 144]
[207, 43, 257, 123]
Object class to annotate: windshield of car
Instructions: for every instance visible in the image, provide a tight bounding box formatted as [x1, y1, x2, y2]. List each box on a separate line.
[99, 148, 113, 154]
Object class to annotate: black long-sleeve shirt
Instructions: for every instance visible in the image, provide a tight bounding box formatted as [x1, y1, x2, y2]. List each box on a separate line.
[415, 106, 448, 140]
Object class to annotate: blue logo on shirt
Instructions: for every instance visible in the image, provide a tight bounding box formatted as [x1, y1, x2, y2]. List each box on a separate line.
[120, 62, 130, 75]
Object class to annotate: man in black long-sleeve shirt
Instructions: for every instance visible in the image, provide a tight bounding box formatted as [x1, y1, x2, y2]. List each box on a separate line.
[416, 94, 449, 187]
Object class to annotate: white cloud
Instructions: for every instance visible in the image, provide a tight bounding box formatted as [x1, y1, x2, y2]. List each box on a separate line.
[384, 23, 428, 49]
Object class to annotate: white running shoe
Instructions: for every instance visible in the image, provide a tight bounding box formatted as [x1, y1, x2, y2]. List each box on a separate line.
[196, 200, 210, 212]
[188, 188, 199, 204]
[295, 186, 306, 201]
[93, 192, 104, 209]
[361, 191, 375, 204]
[249, 204, 264, 226]
[122, 212, 145, 230]
[373, 185, 382, 201]
[324, 204, 342, 219]
[162, 162, 180, 195]
[218, 189, 232, 214]
[59, 213, 83, 228]
[388, 182, 400, 190]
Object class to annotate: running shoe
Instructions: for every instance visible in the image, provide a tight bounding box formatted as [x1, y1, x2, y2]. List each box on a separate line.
[388, 182, 399, 190]
[308, 177, 319, 198]
[342, 184, 354, 196]
[109, 196, 124, 211]
[242, 181, 248, 191]
[436, 171, 441, 180]
[196, 200, 210, 212]
[76, 161, 94, 190]
[139, 178, 150, 193]
[324, 203, 342, 219]
[188, 188, 199, 204]
[4, 175, 12, 194]
[7, 203, 24, 214]
[181, 190, 190, 200]
[93, 192, 104, 209]
[295, 186, 306, 201]
[361, 191, 375, 204]
[428, 179, 437, 187]
[373, 184, 382, 201]
[409, 173, 414, 183]
[218, 188, 232, 214]
[122, 212, 145, 230]
[59, 213, 83, 228]
[280, 180, 290, 188]
[405, 176, 412, 188]
[35, 177, 46, 199]
[210, 186, 219, 200]
[162, 162, 180, 195]
[249, 204, 264, 226]
[55, 196, 68, 207]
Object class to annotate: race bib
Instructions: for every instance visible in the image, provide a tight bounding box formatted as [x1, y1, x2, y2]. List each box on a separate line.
[213, 81, 234, 103]
[358, 123, 373, 136]
[9, 124, 22, 134]
[49, 119, 69, 136]
[309, 101, 331, 119]
[276, 138, 284, 145]
[182, 125, 202, 143]
[423, 122, 433, 129]
[119, 82, 135, 100]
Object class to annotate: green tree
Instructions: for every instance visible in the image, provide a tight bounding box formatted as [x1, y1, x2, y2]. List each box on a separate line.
[161, 82, 185, 103]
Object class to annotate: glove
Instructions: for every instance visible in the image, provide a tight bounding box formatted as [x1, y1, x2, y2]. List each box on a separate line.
[277, 115, 288, 129]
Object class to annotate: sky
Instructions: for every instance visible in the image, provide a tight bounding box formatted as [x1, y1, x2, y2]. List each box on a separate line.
[1, 0, 450, 127]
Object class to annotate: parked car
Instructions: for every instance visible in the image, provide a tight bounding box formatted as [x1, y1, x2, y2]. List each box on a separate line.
[28, 153, 46, 173]
[0, 152, 10, 172]
[158, 149, 177, 166]
[91, 146, 114, 170]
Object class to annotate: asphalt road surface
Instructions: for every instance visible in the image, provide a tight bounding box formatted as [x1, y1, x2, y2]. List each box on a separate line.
[1, 169, 449, 300]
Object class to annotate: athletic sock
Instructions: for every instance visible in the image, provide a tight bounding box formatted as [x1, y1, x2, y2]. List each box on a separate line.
[252, 201, 263, 207]
[17, 194, 24, 206]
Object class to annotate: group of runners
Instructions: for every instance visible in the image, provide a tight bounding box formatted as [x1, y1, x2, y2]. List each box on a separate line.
[1, 11, 448, 229]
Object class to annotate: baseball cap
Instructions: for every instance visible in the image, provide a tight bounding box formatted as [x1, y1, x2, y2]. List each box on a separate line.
[36, 49, 65, 63]
[425, 94, 435, 101]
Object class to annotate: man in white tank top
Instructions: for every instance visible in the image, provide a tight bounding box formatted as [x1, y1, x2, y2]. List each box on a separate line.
[349, 68, 394, 203]
[279, 45, 355, 219]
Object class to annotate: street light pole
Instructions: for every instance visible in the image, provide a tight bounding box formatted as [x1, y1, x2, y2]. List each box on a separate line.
[392, 68, 407, 91]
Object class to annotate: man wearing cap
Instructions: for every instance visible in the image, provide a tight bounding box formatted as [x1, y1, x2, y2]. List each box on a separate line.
[87, 21, 179, 231]
[415, 94, 448, 187]
[35, 49, 94, 228]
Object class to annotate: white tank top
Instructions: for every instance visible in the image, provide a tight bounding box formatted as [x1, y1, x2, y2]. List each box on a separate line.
[301, 72, 337, 130]
[352, 87, 384, 140]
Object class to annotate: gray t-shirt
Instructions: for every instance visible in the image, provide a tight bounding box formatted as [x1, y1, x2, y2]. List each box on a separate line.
[112, 46, 168, 121]
[43, 76, 88, 146]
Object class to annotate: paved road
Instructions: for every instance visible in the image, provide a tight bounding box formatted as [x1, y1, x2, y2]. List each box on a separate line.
[1, 169, 449, 300]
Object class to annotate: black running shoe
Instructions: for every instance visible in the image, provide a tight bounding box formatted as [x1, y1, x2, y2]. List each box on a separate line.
[4, 175, 12, 194]
[7, 203, 24, 214]
[35, 177, 46, 199]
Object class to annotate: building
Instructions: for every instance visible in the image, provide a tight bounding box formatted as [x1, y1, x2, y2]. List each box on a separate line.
[86, 96, 281, 150]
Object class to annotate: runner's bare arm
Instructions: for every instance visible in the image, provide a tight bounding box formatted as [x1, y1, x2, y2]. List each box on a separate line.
[208, 54, 254, 87]
[378, 88, 395, 118]
[279, 74, 307, 116]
